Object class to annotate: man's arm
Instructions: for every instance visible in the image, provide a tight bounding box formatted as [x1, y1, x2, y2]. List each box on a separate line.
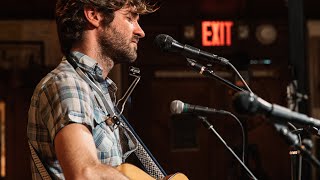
[54, 123, 129, 180]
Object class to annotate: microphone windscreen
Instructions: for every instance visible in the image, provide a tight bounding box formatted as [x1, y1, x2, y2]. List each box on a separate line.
[154, 34, 174, 51]
[232, 92, 258, 114]
[170, 100, 184, 114]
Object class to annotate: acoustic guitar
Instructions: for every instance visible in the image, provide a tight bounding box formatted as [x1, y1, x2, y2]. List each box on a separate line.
[117, 163, 189, 180]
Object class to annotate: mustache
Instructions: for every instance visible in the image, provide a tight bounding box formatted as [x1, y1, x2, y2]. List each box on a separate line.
[132, 35, 140, 43]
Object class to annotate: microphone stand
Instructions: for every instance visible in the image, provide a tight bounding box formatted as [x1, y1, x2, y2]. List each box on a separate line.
[199, 116, 258, 180]
[186, 58, 320, 176]
[287, 123, 302, 180]
[273, 123, 320, 169]
[186, 58, 257, 178]
[186, 59, 248, 93]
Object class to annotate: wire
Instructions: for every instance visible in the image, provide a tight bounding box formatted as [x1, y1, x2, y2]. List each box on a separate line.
[226, 61, 253, 94]
[201, 115, 257, 180]
[217, 110, 246, 163]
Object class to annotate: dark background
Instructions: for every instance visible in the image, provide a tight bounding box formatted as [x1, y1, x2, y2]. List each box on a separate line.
[1, 0, 320, 179]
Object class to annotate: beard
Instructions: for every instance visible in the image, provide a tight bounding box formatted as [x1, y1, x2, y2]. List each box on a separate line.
[97, 26, 138, 64]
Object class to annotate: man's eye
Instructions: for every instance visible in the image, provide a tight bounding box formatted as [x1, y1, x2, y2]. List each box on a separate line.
[127, 16, 133, 22]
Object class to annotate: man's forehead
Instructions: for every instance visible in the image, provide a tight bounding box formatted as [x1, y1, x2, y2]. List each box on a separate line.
[119, 5, 140, 16]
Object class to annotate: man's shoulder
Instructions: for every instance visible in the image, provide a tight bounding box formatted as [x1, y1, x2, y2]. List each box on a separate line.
[35, 60, 87, 93]
[51, 60, 79, 79]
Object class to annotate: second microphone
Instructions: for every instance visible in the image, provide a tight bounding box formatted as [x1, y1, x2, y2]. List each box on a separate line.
[170, 100, 228, 115]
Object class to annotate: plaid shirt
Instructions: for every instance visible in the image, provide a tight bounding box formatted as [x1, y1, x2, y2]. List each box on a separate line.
[27, 51, 137, 180]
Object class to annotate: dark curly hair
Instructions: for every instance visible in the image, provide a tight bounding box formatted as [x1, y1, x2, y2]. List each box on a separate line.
[55, 0, 157, 55]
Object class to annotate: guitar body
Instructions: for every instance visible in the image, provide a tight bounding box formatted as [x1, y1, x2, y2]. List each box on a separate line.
[116, 163, 188, 180]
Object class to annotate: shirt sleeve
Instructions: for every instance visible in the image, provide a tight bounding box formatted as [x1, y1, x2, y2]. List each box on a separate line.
[39, 74, 96, 142]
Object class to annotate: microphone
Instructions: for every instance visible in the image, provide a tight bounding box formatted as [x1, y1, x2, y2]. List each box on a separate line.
[232, 91, 320, 128]
[170, 100, 227, 115]
[154, 34, 229, 65]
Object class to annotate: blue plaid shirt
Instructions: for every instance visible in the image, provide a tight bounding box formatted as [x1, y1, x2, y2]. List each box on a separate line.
[27, 51, 137, 180]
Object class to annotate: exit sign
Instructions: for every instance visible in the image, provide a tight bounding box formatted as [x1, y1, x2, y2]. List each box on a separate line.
[202, 21, 233, 46]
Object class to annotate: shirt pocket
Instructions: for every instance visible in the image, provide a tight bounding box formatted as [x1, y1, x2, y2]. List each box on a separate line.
[93, 125, 122, 165]
[91, 90, 110, 126]
[93, 123, 114, 148]
[93, 105, 108, 126]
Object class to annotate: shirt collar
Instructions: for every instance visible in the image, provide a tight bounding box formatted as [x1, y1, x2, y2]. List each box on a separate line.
[69, 51, 117, 92]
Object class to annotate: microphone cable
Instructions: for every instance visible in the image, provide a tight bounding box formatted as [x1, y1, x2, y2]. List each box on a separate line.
[222, 110, 246, 163]
[206, 109, 246, 163]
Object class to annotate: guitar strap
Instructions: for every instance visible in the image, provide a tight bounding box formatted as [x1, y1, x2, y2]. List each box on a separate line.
[117, 112, 167, 179]
[67, 56, 167, 179]
[28, 141, 52, 180]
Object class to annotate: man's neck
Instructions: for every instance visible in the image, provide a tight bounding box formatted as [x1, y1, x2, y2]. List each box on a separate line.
[71, 47, 114, 79]
[96, 54, 114, 79]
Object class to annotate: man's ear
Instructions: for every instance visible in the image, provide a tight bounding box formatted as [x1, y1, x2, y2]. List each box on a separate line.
[83, 5, 102, 28]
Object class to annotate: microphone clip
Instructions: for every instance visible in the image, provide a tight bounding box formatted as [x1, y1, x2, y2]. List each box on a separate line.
[186, 58, 246, 92]
[186, 58, 212, 75]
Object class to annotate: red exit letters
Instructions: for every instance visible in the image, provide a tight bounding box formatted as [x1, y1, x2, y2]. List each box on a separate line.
[202, 21, 233, 46]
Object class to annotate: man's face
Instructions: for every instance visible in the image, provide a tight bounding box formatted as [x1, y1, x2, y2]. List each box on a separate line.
[98, 6, 145, 64]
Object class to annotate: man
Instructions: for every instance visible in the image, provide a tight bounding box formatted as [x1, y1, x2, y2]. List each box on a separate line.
[27, 0, 156, 179]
